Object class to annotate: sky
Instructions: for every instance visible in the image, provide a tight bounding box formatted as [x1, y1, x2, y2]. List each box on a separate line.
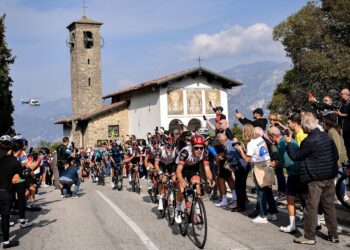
[1, 0, 309, 104]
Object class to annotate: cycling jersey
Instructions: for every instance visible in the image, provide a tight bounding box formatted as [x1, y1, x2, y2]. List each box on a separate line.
[155, 147, 177, 166]
[176, 146, 209, 167]
[145, 145, 161, 164]
[110, 146, 124, 163]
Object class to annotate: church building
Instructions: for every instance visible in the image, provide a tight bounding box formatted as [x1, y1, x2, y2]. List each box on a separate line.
[55, 16, 242, 147]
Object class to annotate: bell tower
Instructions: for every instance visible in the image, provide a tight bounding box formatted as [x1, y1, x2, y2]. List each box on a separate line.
[67, 16, 103, 116]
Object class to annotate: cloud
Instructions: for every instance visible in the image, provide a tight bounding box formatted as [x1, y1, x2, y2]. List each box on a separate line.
[183, 23, 284, 60]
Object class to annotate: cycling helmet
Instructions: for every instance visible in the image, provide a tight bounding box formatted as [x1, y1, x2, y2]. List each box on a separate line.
[12, 135, 28, 146]
[191, 135, 205, 146]
[151, 135, 160, 144]
[115, 140, 121, 146]
[0, 135, 11, 142]
[166, 137, 175, 146]
[197, 127, 209, 140]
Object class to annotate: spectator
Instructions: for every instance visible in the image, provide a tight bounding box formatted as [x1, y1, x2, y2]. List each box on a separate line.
[286, 113, 339, 245]
[235, 124, 277, 223]
[324, 115, 349, 203]
[287, 114, 308, 146]
[235, 108, 268, 131]
[268, 126, 300, 233]
[334, 88, 350, 159]
[0, 140, 27, 248]
[206, 116, 234, 140]
[59, 159, 81, 198]
[214, 133, 236, 208]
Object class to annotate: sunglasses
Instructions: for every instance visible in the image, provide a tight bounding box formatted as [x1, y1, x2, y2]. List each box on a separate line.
[193, 147, 204, 151]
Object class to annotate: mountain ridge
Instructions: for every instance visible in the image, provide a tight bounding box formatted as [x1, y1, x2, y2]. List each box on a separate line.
[13, 60, 291, 145]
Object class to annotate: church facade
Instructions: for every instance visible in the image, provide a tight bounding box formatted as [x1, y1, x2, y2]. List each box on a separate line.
[55, 16, 242, 147]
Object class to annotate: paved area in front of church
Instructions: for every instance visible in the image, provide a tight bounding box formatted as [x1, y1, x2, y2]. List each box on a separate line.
[10, 179, 350, 250]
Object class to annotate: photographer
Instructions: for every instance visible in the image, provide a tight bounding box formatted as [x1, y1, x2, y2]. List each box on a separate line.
[308, 94, 338, 123]
[268, 126, 300, 233]
[235, 124, 278, 223]
[235, 108, 268, 131]
[334, 88, 350, 159]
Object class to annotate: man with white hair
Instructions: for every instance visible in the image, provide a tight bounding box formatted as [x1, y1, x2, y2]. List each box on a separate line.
[285, 113, 339, 245]
[334, 88, 350, 158]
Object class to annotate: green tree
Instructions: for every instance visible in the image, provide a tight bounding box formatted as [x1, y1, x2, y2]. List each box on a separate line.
[269, 0, 350, 113]
[0, 15, 15, 135]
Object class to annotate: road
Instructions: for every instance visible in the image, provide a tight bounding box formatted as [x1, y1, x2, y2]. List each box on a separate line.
[9, 178, 350, 250]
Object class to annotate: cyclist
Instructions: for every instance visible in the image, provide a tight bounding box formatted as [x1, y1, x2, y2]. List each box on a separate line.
[154, 137, 178, 211]
[175, 135, 213, 223]
[124, 142, 142, 184]
[144, 135, 161, 190]
[110, 140, 125, 189]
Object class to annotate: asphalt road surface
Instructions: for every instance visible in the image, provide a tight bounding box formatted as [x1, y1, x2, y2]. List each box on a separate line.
[9, 178, 350, 250]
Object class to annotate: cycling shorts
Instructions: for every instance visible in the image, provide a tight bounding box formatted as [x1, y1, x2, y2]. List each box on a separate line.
[159, 162, 176, 175]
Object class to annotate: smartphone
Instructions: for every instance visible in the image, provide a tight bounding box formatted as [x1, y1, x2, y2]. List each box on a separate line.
[235, 109, 239, 114]
[203, 115, 207, 121]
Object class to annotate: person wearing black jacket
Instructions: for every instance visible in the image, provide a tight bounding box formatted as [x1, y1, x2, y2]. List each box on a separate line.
[0, 141, 27, 248]
[235, 108, 268, 131]
[286, 113, 338, 245]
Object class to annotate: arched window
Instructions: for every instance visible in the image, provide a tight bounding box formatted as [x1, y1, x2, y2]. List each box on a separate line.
[188, 118, 202, 132]
[168, 119, 183, 133]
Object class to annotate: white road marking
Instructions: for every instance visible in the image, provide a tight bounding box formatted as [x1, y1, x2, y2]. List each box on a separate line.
[96, 190, 159, 250]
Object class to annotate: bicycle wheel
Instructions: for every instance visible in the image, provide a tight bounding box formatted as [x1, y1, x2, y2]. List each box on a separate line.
[336, 175, 350, 210]
[165, 191, 176, 225]
[117, 174, 123, 191]
[179, 212, 188, 236]
[135, 176, 141, 194]
[191, 197, 208, 249]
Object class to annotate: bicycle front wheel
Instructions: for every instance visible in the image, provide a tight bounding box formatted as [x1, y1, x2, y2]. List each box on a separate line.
[336, 175, 350, 210]
[191, 197, 208, 249]
[117, 175, 123, 191]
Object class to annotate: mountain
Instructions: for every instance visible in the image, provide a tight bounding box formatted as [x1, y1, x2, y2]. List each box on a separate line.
[223, 61, 292, 126]
[13, 97, 72, 145]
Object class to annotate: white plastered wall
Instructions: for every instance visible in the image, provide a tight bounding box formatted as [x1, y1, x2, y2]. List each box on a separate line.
[128, 90, 161, 139]
[159, 76, 229, 130]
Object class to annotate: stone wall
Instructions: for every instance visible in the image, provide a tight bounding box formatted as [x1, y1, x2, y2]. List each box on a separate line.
[83, 108, 129, 147]
[70, 23, 102, 116]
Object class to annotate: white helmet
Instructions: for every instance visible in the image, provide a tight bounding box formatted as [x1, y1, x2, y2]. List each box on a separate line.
[0, 135, 11, 142]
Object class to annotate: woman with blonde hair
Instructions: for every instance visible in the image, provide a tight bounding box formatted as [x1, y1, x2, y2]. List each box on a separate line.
[235, 124, 278, 223]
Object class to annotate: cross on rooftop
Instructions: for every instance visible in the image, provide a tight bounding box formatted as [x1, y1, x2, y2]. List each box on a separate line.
[82, 0, 88, 17]
[197, 56, 203, 68]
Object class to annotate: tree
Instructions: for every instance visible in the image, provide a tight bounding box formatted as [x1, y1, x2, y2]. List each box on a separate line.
[0, 15, 15, 135]
[269, 0, 350, 114]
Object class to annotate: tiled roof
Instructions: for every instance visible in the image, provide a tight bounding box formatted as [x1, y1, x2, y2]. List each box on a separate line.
[55, 101, 128, 124]
[103, 67, 242, 99]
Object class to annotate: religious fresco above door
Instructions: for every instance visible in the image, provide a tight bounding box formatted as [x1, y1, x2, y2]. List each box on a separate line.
[167, 88, 184, 115]
[187, 90, 202, 115]
[205, 89, 221, 114]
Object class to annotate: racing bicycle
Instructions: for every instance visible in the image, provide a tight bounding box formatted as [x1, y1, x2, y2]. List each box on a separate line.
[336, 162, 350, 210]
